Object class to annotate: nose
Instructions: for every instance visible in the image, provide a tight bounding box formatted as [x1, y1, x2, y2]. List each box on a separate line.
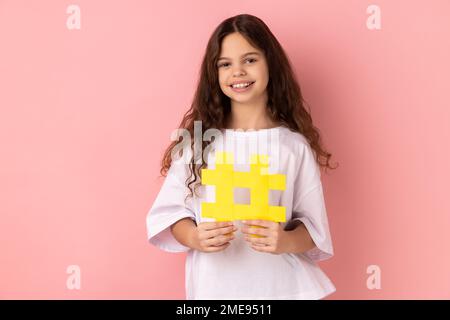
[232, 66, 246, 77]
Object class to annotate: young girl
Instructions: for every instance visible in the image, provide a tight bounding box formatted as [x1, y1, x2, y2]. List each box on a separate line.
[146, 14, 338, 300]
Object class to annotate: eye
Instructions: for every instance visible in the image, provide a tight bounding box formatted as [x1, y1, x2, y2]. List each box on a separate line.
[218, 58, 256, 68]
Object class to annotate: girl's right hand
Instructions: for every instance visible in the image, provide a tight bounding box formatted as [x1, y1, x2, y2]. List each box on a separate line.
[190, 221, 237, 253]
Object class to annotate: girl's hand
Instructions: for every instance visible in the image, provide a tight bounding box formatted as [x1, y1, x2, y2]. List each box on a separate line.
[241, 220, 288, 255]
[190, 221, 237, 253]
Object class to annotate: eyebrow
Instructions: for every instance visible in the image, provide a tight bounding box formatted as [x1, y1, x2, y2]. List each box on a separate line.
[217, 51, 260, 61]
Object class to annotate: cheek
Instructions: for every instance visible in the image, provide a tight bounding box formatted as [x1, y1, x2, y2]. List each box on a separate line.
[220, 82, 230, 94]
[258, 67, 270, 84]
[218, 72, 229, 90]
[254, 75, 269, 93]
[251, 66, 269, 89]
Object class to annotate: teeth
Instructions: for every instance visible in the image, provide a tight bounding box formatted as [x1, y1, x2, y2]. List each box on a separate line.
[232, 82, 252, 88]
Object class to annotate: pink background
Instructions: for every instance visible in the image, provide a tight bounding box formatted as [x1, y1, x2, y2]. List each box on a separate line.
[1, 0, 449, 299]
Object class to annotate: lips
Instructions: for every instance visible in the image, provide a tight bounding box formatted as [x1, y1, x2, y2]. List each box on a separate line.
[229, 81, 255, 93]
[229, 81, 255, 88]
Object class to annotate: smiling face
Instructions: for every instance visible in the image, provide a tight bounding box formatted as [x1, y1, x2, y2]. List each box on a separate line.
[217, 32, 269, 106]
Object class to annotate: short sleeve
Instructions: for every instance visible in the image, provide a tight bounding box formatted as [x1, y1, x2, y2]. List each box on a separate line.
[290, 142, 334, 262]
[146, 160, 196, 253]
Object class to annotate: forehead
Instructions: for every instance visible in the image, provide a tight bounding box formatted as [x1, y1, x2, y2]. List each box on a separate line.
[219, 32, 261, 57]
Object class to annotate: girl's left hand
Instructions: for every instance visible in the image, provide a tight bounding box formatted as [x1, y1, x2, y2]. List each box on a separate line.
[241, 220, 288, 255]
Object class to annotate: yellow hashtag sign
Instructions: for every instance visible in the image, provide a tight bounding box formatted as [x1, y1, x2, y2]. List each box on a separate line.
[201, 151, 286, 223]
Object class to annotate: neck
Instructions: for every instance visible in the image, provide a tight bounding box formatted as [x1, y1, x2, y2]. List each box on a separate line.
[226, 94, 278, 130]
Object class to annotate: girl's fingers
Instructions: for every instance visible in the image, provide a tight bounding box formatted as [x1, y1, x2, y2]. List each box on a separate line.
[243, 226, 269, 237]
[246, 235, 270, 246]
[204, 233, 234, 247]
[252, 242, 267, 247]
[201, 221, 234, 231]
[243, 220, 279, 231]
[203, 225, 237, 239]
[206, 242, 230, 252]
[243, 220, 271, 228]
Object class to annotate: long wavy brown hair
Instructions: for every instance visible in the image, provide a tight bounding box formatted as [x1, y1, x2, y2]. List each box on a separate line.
[160, 13, 338, 199]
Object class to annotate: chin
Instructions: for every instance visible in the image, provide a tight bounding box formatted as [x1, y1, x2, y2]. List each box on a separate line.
[230, 95, 255, 103]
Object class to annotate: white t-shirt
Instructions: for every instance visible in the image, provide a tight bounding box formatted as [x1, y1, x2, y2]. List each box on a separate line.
[146, 126, 336, 299]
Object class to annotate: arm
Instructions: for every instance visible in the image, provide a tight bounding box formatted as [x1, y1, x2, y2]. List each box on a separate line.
[241, 219, 316, 255]
[282, 220, 317, 254]
[170, 218, 237, 252]
[170, 217, 197, 250]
